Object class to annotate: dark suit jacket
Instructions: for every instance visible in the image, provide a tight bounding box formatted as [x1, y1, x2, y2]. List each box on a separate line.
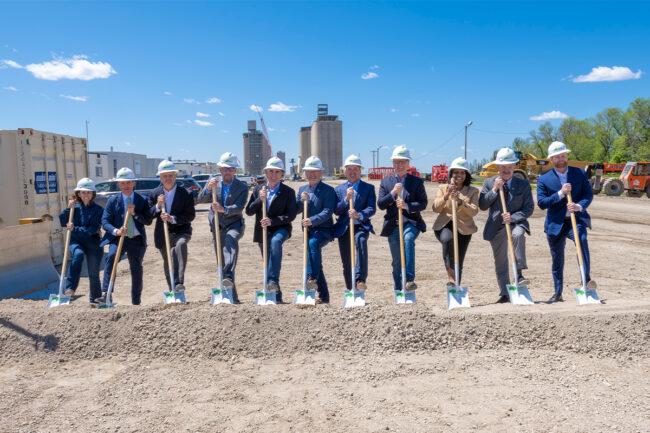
[537, 166, 593, 235]
[197, 177, 248, 232]
[148, 185, 196, 249]
[333, 180, 376, 238]
[296, 181, 337, 234]
[377, 174, 428, 236]
[100, 192, 153, 247]
[245, 182, 298, 243]
[59, 202, 103, 245]
[479, 175, 534, 241]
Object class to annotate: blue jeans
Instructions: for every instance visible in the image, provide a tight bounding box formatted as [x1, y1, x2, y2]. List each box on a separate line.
[387, 223, 420, 290]
[66, 238, 103, 301]
[547, 219, 591, 295]
[102, 236, 147, 305]
[258, 228, 289, 291]
[337, 227, 369, 291]
[307, 229, 333, 302]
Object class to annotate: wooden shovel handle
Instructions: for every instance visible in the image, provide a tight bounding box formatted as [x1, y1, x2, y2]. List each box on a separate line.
[451, 197, 459, 269]
[398, 202, 406, 269]
[303, 199, 308, 269]
[262, 187, 267, 270]
[212, 187, 223, 267]
[567, 193, 585, 267]
[349, 199, 355, 280]
[60, 205, 75, 276]
[109, 208, 131, 284]
[162, 197, 174, 275]
[498, 187, 517, 264]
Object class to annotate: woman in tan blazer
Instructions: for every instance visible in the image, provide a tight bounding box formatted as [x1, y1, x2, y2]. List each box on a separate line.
[432, 157, 479, 286]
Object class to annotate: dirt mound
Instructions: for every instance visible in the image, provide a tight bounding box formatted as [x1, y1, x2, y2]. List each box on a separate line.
[1, 300, 647, 363]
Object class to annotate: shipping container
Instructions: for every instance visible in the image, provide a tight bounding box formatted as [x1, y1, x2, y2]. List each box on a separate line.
[0, 128, 88, 265]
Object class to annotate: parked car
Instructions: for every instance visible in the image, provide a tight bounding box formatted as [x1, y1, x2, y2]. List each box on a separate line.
[94, 177, 201, 207]
[192, 173, 217, 189]
[256, 175, 267, 186]
[236, 174, 258, 188]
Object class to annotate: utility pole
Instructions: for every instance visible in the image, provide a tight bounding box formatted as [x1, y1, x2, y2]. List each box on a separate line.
[464, 120, 473, 160]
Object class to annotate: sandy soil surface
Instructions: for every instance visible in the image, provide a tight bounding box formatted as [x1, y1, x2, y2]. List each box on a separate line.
[1, 180, 649, 432]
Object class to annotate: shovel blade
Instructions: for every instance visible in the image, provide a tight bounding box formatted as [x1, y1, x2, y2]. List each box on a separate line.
[46, 294, 71, 308]
[342, 289, 366, 308]
[507, 285, 534, 305]
[211, 287, 234, 305]
[394, 290, 416, 304]
[447, 285, 470, 310]
[163, 290, 186, 305]
[254, 290, 277, 306]
[574, 287, 601, 305]
[293, 289, 316, 305]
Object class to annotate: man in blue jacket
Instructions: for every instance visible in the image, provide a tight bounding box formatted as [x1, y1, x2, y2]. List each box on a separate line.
[99, 167, 154, 305]
[377, 145, 428, 291]
[333, 154, 376, 292]
[537, 141, 597, 303]
[149, 160, 195, 293]
[297, 156, 336, 304]
[198, 152, 249, 303]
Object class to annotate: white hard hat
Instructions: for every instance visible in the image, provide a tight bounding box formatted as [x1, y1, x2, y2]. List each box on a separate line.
[263, 156, 285, 171]
[344, 154, 362, 167]
[74, 177, 96, 192]
[390, 145, 411, 160]
[115, 167, 136, 182]
[303, 156, 324, 171]
[156, 160, 179, 175]
[547, 141, 571, 158]
[493, 147, 519, 165]
[218, 152, 240, 168]
[449, 157, 470, 172]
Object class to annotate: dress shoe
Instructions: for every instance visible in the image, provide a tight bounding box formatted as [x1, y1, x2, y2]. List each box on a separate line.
[547, 293, 564, 303]
[316, 298, 329, 304]
[355, 281, 367, 291]
[446, 281, 455, 287]
[517, 274, 530, 285]
[405, 281, 417, 291]
[267, 282, 280, 292]
[64, 289, 75, 296]
[222, 277, 234, 289]
[496, 295, 510, 304]
[586, 279, 597, 290]
[174, 284, 185, 292]
[306, 278, 318, 291]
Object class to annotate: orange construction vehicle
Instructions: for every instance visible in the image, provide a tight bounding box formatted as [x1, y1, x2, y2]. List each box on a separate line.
[598, 162, 650, 197]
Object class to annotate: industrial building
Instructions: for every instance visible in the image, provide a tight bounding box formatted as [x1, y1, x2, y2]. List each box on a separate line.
[276, 151, 286, 169]
[88, 148, 162, 181]
[243, 120, 271, 175]
[299, 104, 342, 176]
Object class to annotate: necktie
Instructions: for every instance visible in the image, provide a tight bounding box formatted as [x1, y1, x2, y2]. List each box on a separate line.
[503, 182, 510, 198]
[126, 197, 135, 238]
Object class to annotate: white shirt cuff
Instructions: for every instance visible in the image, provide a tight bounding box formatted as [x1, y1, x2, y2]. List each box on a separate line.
[558, 191, 565, 199]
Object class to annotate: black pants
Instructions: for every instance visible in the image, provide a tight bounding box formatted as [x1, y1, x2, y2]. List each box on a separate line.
[434, 221, 472, 284]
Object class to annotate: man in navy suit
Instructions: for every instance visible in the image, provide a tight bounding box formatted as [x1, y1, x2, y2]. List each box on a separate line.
[148, 160, 195, 292]
[377, 145, 428, 291]
[297, 156, 337, 304]
[537, 141, 597, 303]
[245, 156, 297, 302]
[333, 154, 376, 292]
[99, 167, 154, 305]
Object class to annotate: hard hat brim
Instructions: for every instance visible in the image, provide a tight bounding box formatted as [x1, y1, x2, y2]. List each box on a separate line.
[449, 165, 471, 172]
[264, 166, 285, 172]
[156, 169, 179, 175]
[547, 149, 571, 158]
[390, 156, 411, 161]
[218, 163, 240, 168]
[493, 159, 518, 165]
[74, 187, 96, 192]
[302, 167, 324, 171]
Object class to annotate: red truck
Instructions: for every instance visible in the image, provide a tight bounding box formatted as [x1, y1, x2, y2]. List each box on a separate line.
[368, 167, 420, 180]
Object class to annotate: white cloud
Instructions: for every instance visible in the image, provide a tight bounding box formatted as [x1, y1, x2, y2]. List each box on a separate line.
[370, 65, 379, 69]
[391, 108, 398, 113]
[3, 55, 116, 81]
[573, 66, 642, 83]
[530, 110, 568, 121]
[221, 130, 229, 134]
[3, 86, 17, 91]
[268, 101, 299, 112]
[173, 122, 182, 126]
[206, 97, 221, 104]
[194, 119, 214, 127]
[183, 98, 198, 104]
[218, 112, 225, 117]
[250, 104, 263, 112]
[60, 94, 87, 102]
[268, 127, 276, 132]
[430, 66, 435, 71]
[125, 141, 132, 147]
[411, 113, 420, 117]
[163, 91, 172, 95]
[196, 112, 209, 118]
[361, 71, 378, 80]
[186, 120, 192, 124]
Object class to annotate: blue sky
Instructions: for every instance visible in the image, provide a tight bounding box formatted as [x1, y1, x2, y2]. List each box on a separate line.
[1, 1, 648, 171]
